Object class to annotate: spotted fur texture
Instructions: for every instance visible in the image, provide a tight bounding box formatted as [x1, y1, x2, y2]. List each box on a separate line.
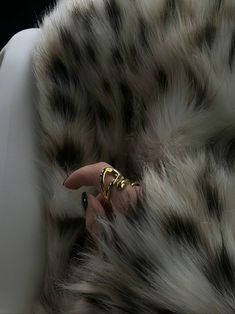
[33, 0, 235, 312]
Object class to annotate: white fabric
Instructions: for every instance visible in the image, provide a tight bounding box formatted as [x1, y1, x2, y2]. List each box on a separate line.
[0, 29, 45, 313]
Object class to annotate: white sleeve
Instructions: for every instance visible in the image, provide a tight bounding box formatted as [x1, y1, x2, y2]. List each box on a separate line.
[0, 29, 45, 313]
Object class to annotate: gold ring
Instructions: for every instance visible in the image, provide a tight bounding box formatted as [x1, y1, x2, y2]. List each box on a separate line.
[100, 167, 140, 201]
[100, 167, 122, 200]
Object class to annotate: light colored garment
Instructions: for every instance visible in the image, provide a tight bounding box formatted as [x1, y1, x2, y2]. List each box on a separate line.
[0, 29, 45, 313]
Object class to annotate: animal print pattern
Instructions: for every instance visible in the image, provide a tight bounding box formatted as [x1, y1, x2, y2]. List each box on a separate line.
[33, 0, 235, 312]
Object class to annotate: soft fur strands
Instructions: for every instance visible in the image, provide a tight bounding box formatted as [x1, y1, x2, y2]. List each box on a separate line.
[33, 0, 235, 312]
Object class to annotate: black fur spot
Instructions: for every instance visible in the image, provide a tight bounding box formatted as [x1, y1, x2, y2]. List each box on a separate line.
[106, 0, 122, 35]
[155, 68, 168, 92]
[205, 242, 235, 293]
[205, 183, 221, 219]
[139, 100, 148, 131]
[112, 48, 124, 66]
[82, 293, 111, 312]
[210, 136, 235, 167]
[215, 0, 223, 11]
[96, 102, 111, 127]
[117, 288, 178, 314]
[60, 28, 81, 65]
[58, 217, 84, 237]
[129, 44, 138, 70]
[196, 24, 216, 50]
[139, 17, 149, 49]
[93, 132, 102, 160]
[157, 310, 178, 314]
[119, 81, 134, 132]
[85, 94, 96, 121]
[225, 137, 235, 166]
[55, 136, 83, 172]
[118, 288, 142, 314]
[102, 78, 111, 93]
[229, 31, 235, 70]
[194, 84, 208, 110]
[164, 214, 202, 249]
[49, 56, 70, 85]
[159, 69, 168, 92]
[131, 256, 155, 283]
[198, 165, 222, 220]
[164, 0, 177, 24]
[69, 229, 87, 260]
[205, 135, 235, 166]
[49, 89, 77, 121]
[85, 43, 97, 64]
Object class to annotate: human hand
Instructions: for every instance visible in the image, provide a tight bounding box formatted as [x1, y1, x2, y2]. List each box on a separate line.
[63, 162, 141, 238]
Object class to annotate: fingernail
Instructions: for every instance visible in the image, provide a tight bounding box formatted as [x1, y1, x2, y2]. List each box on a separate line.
[82, 192, 88, 211]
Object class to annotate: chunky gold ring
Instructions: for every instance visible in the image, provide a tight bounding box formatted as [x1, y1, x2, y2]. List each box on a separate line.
[100, 167, 140, 201]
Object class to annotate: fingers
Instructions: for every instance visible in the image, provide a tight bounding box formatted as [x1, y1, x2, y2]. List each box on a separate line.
[85, 193, 106, 238]
[109, 184, 141, 212]
[97, 193, 114, 221]
[85, 187, 141, 239]
[63, 162, 111, 191]
[64, 161, 142, 220]
[64, 162, 141, 240]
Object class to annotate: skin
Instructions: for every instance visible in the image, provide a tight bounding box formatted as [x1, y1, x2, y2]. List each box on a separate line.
[64, 162, 141, 237]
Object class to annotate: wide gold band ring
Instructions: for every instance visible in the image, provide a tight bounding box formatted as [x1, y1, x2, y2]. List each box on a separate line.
[100, 167, 140, 201]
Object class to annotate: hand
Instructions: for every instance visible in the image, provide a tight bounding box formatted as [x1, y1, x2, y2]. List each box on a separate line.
[63, 162, 141, 238]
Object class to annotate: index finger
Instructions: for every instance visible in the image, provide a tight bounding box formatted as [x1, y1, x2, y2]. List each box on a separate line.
[63, 162, 111, 191]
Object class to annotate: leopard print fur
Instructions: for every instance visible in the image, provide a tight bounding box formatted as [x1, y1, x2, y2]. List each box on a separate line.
[33, 0, 235, 312]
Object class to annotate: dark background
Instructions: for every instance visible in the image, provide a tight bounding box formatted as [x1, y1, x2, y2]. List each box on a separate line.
[0, 1, 55, 49]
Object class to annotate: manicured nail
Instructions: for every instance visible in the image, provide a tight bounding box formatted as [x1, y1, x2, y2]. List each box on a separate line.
[82, 192, 88, 211]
